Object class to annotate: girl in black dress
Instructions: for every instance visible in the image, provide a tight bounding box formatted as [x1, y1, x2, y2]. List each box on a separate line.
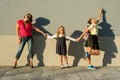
[48, 26, 76, 68]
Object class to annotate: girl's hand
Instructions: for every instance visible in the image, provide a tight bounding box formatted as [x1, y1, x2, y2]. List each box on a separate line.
[76, 38, 80, 42]
[75, 39, 77, 42]
[99, 8, 102, 14]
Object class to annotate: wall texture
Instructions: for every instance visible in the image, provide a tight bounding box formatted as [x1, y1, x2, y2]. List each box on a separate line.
[0, 0, 119, 66]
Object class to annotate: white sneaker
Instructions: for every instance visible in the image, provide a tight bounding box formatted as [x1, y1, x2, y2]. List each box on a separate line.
[61, 64, 64, 69]
[66, 63, 69, 68]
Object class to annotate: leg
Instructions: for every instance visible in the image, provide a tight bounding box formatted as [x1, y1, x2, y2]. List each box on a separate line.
[93, 49, 100, 55]
[64, 55, 69, 68]
[89, 36, 100, 55]
[60, 55, 63, 65]
[87, 47, 100, 55]
[13, 58, 18, 69]
[64, 55, 68, 64]
[16, 41, 26, 59]
[29, 58, 33, 68]
[87, 47, 92, 65]
[27, 37, 33, 68]
[87, 47, 96, 70]
[13, 40, 26, 68]
[60, 55, 64, 68]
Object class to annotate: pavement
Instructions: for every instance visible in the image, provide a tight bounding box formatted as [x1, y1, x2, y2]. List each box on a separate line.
[0, 66, 120, 80]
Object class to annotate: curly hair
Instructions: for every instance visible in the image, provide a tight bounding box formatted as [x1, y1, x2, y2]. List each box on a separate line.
[56, 26, 66, 37]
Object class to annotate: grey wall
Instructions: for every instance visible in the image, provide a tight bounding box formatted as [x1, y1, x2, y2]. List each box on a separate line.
[0, 0, 120, 36]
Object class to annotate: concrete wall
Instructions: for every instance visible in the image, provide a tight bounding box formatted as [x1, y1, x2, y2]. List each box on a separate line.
[0, 36, 119, 66]
[0, 0, 119, 66]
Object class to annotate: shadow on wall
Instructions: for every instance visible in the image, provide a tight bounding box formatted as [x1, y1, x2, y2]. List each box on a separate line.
[26, 17, 51, 66]
[68, 30, 86, 67]
[99, 9, 118, 66]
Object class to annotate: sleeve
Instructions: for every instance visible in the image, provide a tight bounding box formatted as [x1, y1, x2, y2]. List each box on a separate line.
[88, 24, 94, 30]
[65, 36, 76, 42]
[17, 20, 21, 24]
[47, 34, 57, 39]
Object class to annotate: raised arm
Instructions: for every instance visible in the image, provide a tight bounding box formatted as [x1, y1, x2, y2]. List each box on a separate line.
[97, 8, 102, 23]
[32, 25, 47, 38]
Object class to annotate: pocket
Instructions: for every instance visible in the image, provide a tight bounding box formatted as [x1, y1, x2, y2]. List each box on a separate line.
[21, 37, 28, 41]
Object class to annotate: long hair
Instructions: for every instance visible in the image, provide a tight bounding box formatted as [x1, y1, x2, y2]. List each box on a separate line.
[88, 18, 92, 24]
[56, 26, 66, 37]
[24, 13, 33, 22]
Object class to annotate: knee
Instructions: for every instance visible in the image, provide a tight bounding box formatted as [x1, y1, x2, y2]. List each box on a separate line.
[64, 55, 67, 58]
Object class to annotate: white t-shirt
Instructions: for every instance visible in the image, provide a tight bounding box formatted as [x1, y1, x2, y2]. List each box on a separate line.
[88, 24, 98, 35]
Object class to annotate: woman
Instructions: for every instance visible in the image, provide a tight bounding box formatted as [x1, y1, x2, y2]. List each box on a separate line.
[77, 9, 102, 70]
[13, 13, 47, 68]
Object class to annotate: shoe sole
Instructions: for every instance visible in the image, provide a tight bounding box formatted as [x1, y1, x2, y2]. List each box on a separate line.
[88, 68, 96, 70]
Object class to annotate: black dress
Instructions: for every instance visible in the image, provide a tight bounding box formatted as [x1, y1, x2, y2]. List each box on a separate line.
[85, 35, 99, 49]
[56, 36, 67, 55]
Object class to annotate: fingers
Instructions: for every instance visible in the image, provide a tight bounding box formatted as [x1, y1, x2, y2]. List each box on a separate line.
[44, 33, 47, 38]
[99, 8, 102, 13]
[76, 38, 80, 42]
[18, 39, 21, 44]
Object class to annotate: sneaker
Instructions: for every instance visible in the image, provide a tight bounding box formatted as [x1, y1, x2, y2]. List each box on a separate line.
[86, 52, 90, 58]
[88, 65, 96, 70]
[66, 63, 69, 68]
[61, 64, 64, 69]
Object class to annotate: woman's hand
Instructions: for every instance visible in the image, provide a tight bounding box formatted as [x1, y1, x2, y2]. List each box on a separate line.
[43, 33, 47, 38]
[18, 39, 21, 44]
[33, 25, 47, 38]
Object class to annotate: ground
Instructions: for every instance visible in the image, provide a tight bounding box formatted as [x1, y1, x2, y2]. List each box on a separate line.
[0, 66, 120, 80]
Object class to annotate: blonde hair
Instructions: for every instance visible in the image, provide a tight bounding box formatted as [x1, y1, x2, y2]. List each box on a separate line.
[56, 26, 66, 37]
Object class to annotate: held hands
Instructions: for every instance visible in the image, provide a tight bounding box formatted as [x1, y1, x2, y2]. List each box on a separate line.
[75, 37, 81, 42]
[75, 34, 83, 42]
[43, 33, 47, 38]
[76, 38, 80, 42]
